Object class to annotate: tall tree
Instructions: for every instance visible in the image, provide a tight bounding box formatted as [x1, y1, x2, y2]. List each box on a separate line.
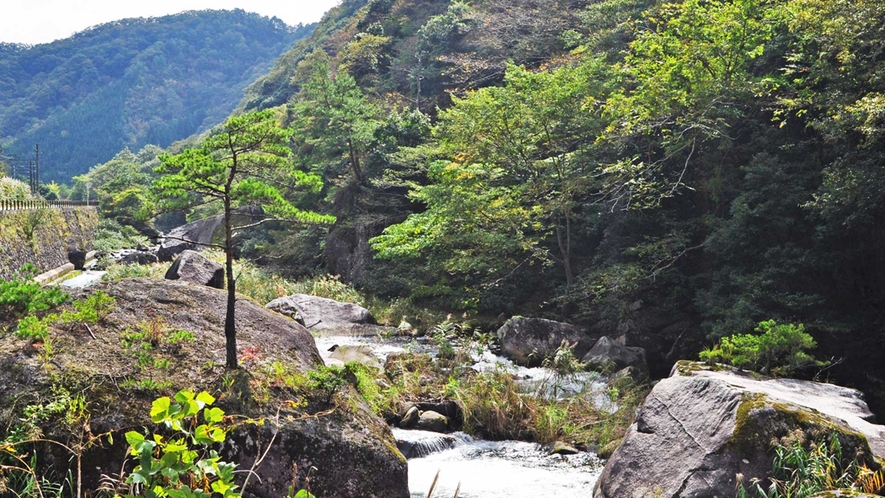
[153, 110, 334, 368]
[291, 51, 381, 187]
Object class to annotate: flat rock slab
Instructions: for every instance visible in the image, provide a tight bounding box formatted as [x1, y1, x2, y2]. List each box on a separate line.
[266, 294, 378, 334]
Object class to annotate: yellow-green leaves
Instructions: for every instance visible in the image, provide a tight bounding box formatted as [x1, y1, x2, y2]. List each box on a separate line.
[125, 390, 240, 498]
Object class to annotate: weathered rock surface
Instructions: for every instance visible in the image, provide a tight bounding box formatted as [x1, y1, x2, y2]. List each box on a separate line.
[265, 294, 379, 334]
[165, 250, 224, 289]
[117, 249, 159, 265]
[0, 207, 98, 279]
[594, 361, 885, 498]
[496, 316, 594, 367]
[157, 214, 225, 262]
[0, 278, 409, 498]
[415, 410, 449, 433]
[582, 336, 648, 374]
[399, 406, 420, 429]
[325, 344, 382, 369]
[68, 245, 87, 269]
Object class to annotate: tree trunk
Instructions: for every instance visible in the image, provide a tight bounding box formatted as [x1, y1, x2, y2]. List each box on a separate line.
[347, 138, 364, 185]
[224, 197, 237, 369]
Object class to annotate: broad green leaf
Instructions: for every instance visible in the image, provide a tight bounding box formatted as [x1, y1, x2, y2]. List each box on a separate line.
[150, 397, 172, 422]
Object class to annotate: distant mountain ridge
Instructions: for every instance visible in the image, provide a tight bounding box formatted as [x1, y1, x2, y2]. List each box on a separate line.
[0, 9, 315, 183]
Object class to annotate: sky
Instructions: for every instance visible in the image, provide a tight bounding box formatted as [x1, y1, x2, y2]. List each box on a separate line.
[0, 0, 343, 45]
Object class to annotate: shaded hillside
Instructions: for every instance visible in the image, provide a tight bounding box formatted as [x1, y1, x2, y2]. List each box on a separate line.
[0, 10, 314, 183]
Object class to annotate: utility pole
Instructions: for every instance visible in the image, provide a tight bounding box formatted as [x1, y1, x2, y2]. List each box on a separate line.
[29, 160, 35, 194]
[34, 144, 40, 194]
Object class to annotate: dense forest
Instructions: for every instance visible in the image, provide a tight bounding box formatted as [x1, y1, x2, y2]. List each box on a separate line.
[57, 0, 885, 414]
[0, 10, 314, 182]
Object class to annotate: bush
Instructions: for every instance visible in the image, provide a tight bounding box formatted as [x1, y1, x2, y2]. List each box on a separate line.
[0, 265, 69, 321]
[700, 320, 827, 376]
[738, 435, 885, 498]
[0, 177, 33, 201]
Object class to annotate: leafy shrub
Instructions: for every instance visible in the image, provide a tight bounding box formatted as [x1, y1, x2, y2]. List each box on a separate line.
[15, 316, 49, 341]
[122, 390, 240, 498]
[0, 177, 33, 201]
[0, 265, 69, 321]
[57, 290, 116, 325]
[93, 218, 149, 252]
[700, 320, 827, 376]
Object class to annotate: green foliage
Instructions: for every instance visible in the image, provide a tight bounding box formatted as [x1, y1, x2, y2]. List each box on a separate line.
[737, 435, 882, 498]
[153, 110, 334, 368]
[700, 321, 827, 376]
[0, 177, 33, 201]
[291, 50, 382, 186]
[371, 60, 611, 307]
[93, 218, 150, 252]
[122, 390, 241, 498]
[56, 290, 116, 326]
[15, 316, 49, 341]
[0, 12, 314, 182]
[0, 265, 69, 322]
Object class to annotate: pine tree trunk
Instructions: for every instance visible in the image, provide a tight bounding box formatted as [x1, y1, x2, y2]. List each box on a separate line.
[224, 197, 238, 369]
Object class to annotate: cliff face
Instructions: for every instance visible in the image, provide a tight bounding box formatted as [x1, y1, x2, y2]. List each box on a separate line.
[0, 207, 98, 279]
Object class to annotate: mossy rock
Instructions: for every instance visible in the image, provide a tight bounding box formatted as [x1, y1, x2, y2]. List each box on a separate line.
[0, 278, 409, 498]
[595, 362, 885, 498]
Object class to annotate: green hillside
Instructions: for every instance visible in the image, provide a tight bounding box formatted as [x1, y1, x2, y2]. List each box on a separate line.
[0, 9, 314, 183]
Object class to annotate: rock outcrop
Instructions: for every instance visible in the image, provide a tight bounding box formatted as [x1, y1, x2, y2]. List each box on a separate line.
[0, 278, 409, 498]
[582, 336, 648, 374]
[496, 316, 594, 367]
[165, 250, 224, 289]
[157, 214, 225, 262]
[265, 294, 379, 334]
[594, 361, 885, 498]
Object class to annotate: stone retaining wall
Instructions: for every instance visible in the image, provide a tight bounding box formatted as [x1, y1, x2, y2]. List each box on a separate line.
[0, 207, 99, 280]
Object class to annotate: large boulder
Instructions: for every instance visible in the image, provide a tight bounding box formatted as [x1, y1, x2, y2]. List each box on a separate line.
[165, 250, 224, 289]
[0, 278, 409, 498]
[594, 361, 885, 498]
[496, 317, 594, 367]
[265, 294, 378, 334]
[67, 244, 87, 269]
[582, 336, 648, 374]
[157, 215, 225, 262]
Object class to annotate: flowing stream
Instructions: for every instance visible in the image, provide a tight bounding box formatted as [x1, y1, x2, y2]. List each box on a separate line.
[314, 333, 607, 497]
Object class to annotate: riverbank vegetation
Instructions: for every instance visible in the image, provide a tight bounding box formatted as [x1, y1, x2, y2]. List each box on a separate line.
[56, 0, 882, 414]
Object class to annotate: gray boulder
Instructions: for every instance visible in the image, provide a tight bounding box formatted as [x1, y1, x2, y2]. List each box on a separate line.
[118, 250, 159, 265]
[67, 245, 87, 269]
[399, 406, 419, 429]
[0, 278, 409, 498]
[326, 345, 382, 369]
[415, 410, 449, 433]
[157, 215, 224, 262]
[165, 250, 224, 289]
[594, 361, 885, 498]
[265, 294, 376, 334]
[496, 317, 594, 367]
[582, 336, 648, 374]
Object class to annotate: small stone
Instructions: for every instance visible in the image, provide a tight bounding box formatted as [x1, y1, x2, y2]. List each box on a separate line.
[399, 406, 419, 429]
[415, 410, 448, 433]
[550, 441, 580, 455]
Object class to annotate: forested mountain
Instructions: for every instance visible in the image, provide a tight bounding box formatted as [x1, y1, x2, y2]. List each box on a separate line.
[203, 0, 885, 412]
[64, 0, 884, 413]
[0, 10, 314, 183]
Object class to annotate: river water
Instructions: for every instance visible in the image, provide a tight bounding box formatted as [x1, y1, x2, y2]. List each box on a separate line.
[314, 334, 607, 498]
